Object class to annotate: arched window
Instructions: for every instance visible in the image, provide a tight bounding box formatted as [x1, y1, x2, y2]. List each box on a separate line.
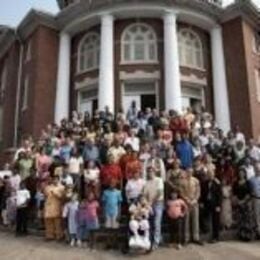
[78, 32, 100, 72]
[178, 29, 204, 69]
[121, 23, 158, 63]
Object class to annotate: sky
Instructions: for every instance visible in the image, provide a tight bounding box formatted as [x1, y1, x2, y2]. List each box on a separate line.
[0, 0, 260, 27]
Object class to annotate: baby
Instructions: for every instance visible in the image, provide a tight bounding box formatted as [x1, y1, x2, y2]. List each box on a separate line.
[128, 196, 152, 250]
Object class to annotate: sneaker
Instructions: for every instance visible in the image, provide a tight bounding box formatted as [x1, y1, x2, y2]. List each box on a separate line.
[77, 240, 82, 247]
[70, 239, 75, 247]
[176, 244, 182, 250]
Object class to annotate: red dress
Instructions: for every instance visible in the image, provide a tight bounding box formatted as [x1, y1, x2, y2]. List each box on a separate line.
[100, 163, 122, 187]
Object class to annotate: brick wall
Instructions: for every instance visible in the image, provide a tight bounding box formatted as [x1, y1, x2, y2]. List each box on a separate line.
[222, 17, 252, 137]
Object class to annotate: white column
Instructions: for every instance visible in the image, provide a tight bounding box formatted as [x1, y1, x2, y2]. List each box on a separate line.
[163, 12, 182, 113]
[211, 26, 231, 132]
[98, 13, 114, 113]
[55, 33, 71, 124]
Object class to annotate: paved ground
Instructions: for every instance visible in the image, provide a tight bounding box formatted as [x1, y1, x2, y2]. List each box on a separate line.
[0, 232, 260, 260]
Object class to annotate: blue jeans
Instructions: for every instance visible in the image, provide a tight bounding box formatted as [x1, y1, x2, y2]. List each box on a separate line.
[152, 201, 164, 246]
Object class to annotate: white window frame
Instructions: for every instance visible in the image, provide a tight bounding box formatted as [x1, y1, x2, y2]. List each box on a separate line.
[121, 23, 158, 64]
[77, 32, 100, 74]
[25, 40, 32, 62]
[178, 29, 204, 70]
[0, 106, 3, 142]
[22, 76, 29, 111]
[255, 69, 260, 103]
[0, 61, 7, 98]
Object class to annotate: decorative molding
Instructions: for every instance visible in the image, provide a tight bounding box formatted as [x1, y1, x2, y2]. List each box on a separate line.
[119, 70, 160, 81]
[181, 72, 207, 85]
[75, 77, 98, 90]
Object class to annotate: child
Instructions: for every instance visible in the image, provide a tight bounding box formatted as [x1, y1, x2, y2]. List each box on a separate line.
[6, 190, 17, 229]
[35, 188, 45, 229]
[15, 181, 31, 236]
[128, 196, 152, 250]
[102, 179, 122, 249]
[220, 179, 233, 230]
[76, 192, 99, 248]
[63, 193, 79, 247]
[102, 179, 122, 229]
[167, 191, 187, 249]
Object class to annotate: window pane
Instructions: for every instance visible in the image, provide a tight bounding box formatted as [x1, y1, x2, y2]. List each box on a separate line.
[134, 43, 145, 60]
[149, 43, 156, 60]
[124, 43, 131, 61]
[196, 51, 203, 68]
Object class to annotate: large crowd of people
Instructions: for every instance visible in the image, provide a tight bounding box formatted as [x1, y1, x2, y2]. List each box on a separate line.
[0, 102, 260, 253]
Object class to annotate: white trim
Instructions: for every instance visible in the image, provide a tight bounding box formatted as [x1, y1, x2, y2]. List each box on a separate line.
[63, 5, 217, 35]
[181, 73, 207, 86]
[75, 77, 99, 90]
[77, 32, 100, 73]
[254, 69, 260, 103]
[22, 75, 29, 111]
[14, 44, 24, 147]
[120, 22, 158, 64]
[24, 40, 32, 63]
[119, 70, 160, 81]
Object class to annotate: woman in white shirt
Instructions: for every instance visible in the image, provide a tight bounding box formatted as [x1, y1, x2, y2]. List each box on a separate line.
[69, 148, 83, 190]
[125, 171, 146, 203]
[84, 160, 100, 197]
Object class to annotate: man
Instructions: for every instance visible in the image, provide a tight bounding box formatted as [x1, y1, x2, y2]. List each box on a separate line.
[200, 170, 222, 243]
[124, 128, 140, 152]
[179, 168, 202, 245]
[44, 176, 65, 241]
[143, 147, 166, 181]
[249, 162, 260, 238]
[242, 157, 255, 181]
[18, 151, 33, 181]
[176, 133, 194, 169]
[83, 138, 100, 164]
[248, 139, 260, 163]
[16, 181, 31, 236]
[107, 138, 126, 163]
[143, 166, 164, 250]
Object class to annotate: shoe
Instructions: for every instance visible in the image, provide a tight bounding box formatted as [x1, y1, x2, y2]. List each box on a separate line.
[208, 239, 218, 244]
[70, 239, 75, 247]
[176, 244, 182, 250]
[77, 240, 82, 247]
[152, 244, 158, 251]
[193, 240, 204, 246]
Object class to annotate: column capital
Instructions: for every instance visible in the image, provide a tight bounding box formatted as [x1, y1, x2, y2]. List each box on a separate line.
[100, 12, 114, 24]
[163, 10, 178, 23]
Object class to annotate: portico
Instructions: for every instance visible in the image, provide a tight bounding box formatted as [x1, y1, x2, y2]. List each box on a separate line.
[54, 2, 231, 132]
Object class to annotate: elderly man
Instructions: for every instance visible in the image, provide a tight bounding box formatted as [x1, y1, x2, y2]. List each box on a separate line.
[143, 166, 164, 250]
[179, 168, 202, 245]
[143, 147, 166, 181]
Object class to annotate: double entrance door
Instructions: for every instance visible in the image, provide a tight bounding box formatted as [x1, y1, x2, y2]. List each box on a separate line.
[123, 81, 157, 113]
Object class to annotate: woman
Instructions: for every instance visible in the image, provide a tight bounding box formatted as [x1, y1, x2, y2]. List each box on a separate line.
[233, 168, 256, 241]
[36, 147, 52, 191]
[84, 160, 100, 198]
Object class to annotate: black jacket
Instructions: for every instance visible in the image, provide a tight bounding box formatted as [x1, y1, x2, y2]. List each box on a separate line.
[200, 178, 222, 209]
